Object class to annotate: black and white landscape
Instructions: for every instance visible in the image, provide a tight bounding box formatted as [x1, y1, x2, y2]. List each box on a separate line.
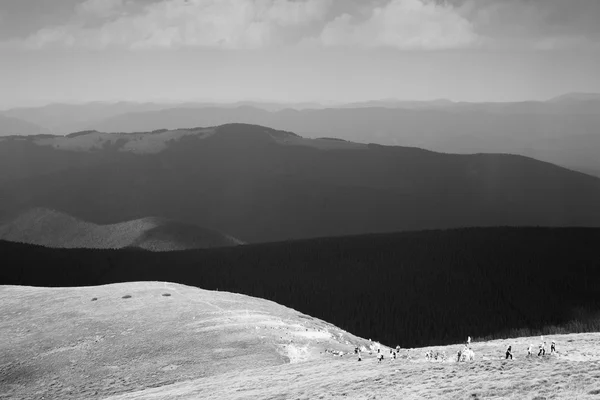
[2, 0, 600, 399]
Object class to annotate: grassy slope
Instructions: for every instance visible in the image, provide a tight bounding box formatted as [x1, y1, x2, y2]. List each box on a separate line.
[104, 333, 600, 400]
[2, 227, 600, 348]
[2, 283, 599, 400]
[0, 282, 369, 400]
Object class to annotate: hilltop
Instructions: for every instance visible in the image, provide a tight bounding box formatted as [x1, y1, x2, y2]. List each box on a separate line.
[0, 208, 242, 251]
[0, 282, 370, 400]
[1, 282, 599, 400]
[2, 124, 600, 243]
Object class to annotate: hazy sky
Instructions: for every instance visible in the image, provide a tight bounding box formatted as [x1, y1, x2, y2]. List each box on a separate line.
[1, 0, 600, 108]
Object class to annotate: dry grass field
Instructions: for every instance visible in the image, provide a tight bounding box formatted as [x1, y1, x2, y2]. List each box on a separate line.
[2, 282, 599, 400]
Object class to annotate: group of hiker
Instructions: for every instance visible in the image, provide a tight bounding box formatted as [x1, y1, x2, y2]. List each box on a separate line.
[508, 335, 557, 359]
[354, 339, 403, 362]
[354, 335, 559, 363]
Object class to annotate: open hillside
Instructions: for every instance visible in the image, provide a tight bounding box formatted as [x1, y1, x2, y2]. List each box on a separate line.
[2, 227, 600, 348]
[2, 124, 600, 243]
[2, 282, 600, 400]
[0, 208, 242, 251]
[0, 282, 369, 400]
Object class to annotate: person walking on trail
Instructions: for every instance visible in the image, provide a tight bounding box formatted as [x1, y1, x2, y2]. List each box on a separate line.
[527, 344, 533, 357]
[378, 353, 384, 363]
[467, 336, 471, 347]
[538, 342, 546, 356]
[505, 346, 513, 360]
[551, 341, 556, 354]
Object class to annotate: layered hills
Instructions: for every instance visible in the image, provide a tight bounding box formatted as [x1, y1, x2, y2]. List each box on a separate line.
[78, 98, 600, 176]
[5, 95, 600, 176]
[0, 208, 242, 251]
[1, 124, 600, 243]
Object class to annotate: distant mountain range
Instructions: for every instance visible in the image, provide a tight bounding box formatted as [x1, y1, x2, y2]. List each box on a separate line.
[5, 94, 598, 176]
[0, 208, 242, 251]
[1, 101, 325, 135]
[1, 123, 600, 243]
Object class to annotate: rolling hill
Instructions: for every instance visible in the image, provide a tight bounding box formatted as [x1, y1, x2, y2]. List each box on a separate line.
[1, 124, 600, 243]
[0, 282, 369, 400]
[3, 282, 600, 400]
[0, 208, 242, 251]
[2, 227, 600, 348]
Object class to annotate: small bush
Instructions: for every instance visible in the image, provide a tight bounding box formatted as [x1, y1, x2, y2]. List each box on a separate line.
[91, 297, 98, 301]
[162, 293, 171, 297]
[122, 295, 132, 299]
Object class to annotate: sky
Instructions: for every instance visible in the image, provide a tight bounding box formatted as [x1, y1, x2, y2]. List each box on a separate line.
[1, 0, 600, 109]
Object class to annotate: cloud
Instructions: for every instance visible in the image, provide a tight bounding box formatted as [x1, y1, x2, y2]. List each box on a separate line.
[11, 0, 334, 50]
[76, 0, 127, 18]
[460, 0, 600, 50]
[318, 0, 480, 50]
[4, 0, 600, 51]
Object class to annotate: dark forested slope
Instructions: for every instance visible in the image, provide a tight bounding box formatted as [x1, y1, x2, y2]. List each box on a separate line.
[3, 227, 600, 347]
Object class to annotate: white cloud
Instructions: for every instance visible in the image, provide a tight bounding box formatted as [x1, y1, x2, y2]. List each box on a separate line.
[76, 0, 127, 18]
[8, 0, 596, 51]
[13, 0, 334, 50]
[319, 0, 480, 50]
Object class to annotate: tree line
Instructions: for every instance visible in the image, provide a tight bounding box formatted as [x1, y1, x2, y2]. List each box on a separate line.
[2, 227, 600, 348]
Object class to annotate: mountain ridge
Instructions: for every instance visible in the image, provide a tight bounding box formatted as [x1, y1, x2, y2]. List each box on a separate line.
[2, 123, 600, 243]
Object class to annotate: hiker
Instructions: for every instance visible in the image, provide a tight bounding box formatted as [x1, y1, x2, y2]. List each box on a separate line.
[378, 353, 384, 363]
[354, 347, 359, 355]
[541, 336, 547, 354]
[527, 344, 533, 357]
[538, 342, 546, 356]
[467, 336, 471, 346]
[392, 351, 397, 360]
[551, 341, 556, 354]
[505, 346, 513, 360]
[358, 350, 362, 362]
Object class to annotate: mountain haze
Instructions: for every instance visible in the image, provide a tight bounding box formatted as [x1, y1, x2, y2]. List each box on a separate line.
[0, 114, 49, 136]
[84, 102, 600, 177]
